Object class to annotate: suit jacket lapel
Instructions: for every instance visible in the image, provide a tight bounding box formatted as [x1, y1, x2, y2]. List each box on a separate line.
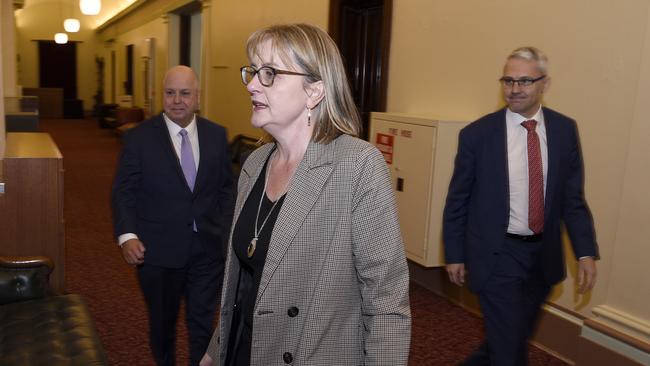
[542, 107, 559, 218]
[194, 118, 209, 195]
[153, 115, 191, 192]
[255, 139, 335, 306]
[494, 109, 510, 219]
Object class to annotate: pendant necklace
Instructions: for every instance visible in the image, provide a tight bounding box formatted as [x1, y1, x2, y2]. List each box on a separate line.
[248, 157, 282, 258]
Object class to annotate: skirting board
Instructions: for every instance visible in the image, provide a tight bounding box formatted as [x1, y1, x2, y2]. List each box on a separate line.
[537, 304, 648, 365]
[590, 304, 650, 350]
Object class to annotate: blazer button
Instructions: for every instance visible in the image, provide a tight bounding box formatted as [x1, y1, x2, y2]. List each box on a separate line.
[283, 352, 293, 364]
[287, 306, 299, 317]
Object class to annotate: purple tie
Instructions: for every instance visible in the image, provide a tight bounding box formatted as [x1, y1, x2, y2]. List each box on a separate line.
[179, 129, 197, 191]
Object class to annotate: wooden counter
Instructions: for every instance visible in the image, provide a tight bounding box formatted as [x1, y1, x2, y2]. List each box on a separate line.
[0, 133, 65, 293]
[22, 87, 63, 119]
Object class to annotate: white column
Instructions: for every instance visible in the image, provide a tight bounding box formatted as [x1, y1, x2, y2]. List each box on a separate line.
[199, 0, 211, 117]
[165, 13, 179, 69]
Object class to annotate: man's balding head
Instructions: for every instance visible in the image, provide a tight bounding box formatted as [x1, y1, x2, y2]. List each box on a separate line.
[163, 65, 200, 127]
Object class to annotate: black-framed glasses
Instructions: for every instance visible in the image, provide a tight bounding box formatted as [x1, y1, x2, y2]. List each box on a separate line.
[240, 65, 310, 87]
[499, 75, 546, 87]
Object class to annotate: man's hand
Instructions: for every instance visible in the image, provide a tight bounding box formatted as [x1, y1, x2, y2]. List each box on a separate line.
[199, 353, 214, 366]
[578, 257, 597, 294]
[121, 239, 146, 266]
[446, 263, 466, 286]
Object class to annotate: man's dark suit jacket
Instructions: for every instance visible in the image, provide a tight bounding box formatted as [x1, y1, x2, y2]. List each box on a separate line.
[112, 114, 234, 268]
[443, 107, 599, 292]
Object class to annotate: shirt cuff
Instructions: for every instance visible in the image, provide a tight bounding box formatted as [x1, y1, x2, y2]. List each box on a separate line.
[578, 256, 593, 261]
[118, 233, 139, 246]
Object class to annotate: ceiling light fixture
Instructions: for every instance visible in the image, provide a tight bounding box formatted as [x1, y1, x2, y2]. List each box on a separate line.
[80, 0, 101, 15]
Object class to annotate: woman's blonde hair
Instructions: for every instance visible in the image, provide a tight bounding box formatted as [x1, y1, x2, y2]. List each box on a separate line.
[246, 23, 361, 143]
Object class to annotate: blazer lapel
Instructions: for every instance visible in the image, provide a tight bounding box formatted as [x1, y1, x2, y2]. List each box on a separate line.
[255, 139, 335, 305]
[238, 143, 275, 220]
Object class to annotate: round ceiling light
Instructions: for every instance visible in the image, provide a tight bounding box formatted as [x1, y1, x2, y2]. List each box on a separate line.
[64, 18, 80, 33]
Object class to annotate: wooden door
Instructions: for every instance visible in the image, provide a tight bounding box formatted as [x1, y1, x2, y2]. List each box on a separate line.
[330, 0, 392, 139]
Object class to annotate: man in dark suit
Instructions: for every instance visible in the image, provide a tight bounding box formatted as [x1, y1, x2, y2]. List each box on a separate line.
[443, 47, 599, 365]
[112, 65, 234, 366]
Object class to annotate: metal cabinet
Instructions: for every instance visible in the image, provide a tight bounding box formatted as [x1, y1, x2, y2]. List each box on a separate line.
[369, 112, 467, 267]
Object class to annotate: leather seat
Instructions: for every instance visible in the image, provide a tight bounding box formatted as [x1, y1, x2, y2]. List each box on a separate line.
[0, 256, 108, 365]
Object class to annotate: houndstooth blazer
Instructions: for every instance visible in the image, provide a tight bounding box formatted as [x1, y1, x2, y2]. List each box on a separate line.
[206, 134, 411, 366]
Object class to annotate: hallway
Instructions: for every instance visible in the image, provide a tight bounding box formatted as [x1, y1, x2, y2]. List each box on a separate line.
[40, 118, 567, 365]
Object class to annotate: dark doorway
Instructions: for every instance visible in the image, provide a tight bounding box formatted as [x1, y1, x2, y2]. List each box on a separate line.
[180, 14, 191, 66]
[111, 50, 116, 102]
[175, 1, 202, 69]
[38, 40, 83, 118]
[330, 0, 392, 139]
[38, 41, 77, 99]
[125, 44, 134, 95]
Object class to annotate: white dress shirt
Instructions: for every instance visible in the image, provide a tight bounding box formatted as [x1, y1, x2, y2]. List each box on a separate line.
[118, 114, 200, 246]
[506, 106, 548, 236]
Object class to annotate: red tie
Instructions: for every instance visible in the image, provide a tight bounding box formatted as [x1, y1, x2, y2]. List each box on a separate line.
[521, 120, 544, 234]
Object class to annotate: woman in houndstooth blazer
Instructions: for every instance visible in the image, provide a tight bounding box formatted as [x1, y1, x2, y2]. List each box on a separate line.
[201, 23, 411, 366]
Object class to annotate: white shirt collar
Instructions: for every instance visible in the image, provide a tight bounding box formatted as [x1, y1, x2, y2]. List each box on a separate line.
[163, 113, 197, 136]
[506, 105, 545, 129]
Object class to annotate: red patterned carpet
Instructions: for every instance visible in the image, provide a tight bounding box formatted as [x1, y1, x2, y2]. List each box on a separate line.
[40, 118, 567, 365]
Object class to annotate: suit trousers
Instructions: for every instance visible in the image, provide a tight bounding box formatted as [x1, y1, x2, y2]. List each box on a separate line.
[463, 237, 551, 366]
[137, 233, 223, 366]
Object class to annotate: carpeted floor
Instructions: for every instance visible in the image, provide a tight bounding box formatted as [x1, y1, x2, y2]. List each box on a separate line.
[40, 118, 568, 365]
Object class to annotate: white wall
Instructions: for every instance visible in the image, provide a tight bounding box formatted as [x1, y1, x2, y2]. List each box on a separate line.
[0, 0, 6, 159]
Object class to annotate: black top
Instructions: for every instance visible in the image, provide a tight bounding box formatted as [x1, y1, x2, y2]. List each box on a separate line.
[225, 155, 286, 366]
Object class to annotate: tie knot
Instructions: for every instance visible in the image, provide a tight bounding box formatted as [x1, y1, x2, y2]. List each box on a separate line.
[521, 120, 537, 132]
[179, 129, 188, 137]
